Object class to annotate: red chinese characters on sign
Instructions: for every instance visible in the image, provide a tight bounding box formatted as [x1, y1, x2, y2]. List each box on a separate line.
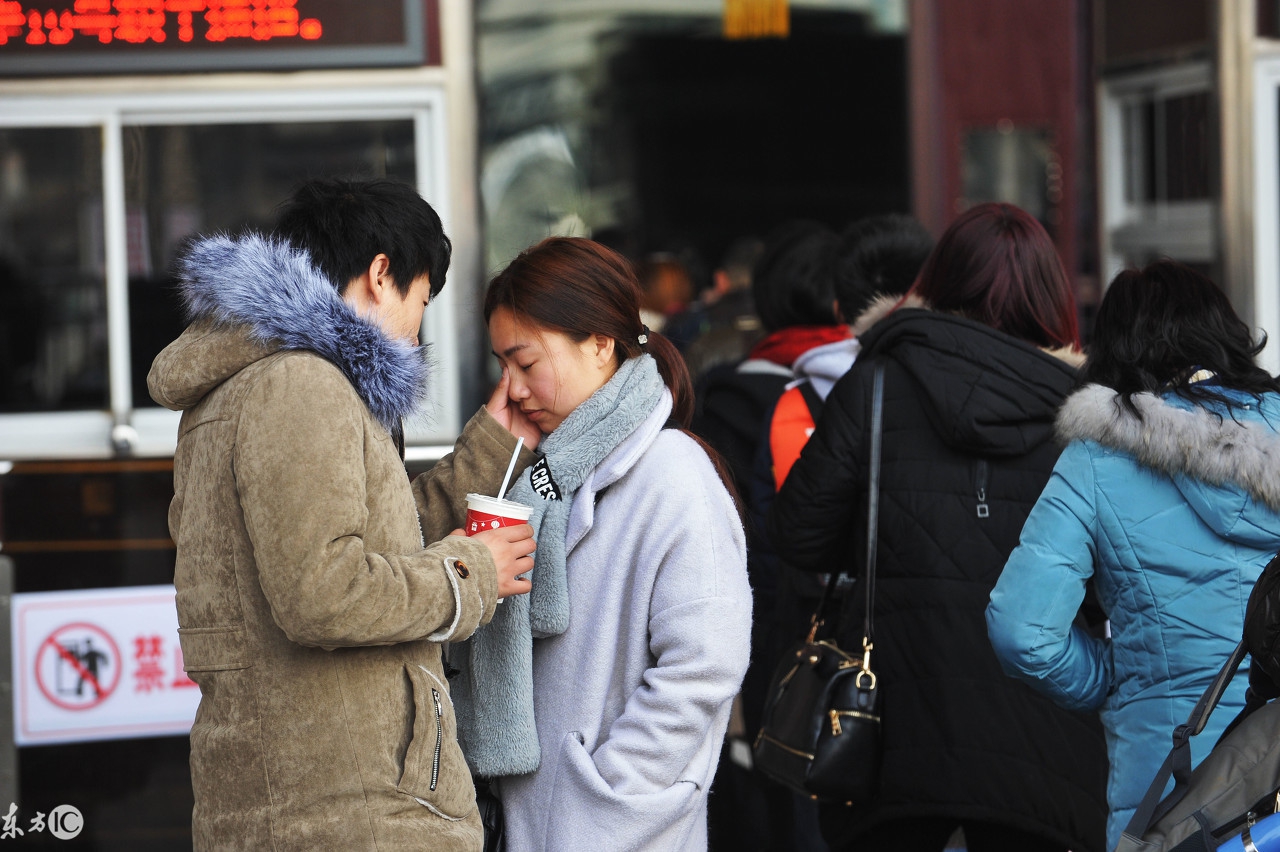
[132, 635, 164, 692]
[132, 633, 197, 693]
[0, 1, 323, 47]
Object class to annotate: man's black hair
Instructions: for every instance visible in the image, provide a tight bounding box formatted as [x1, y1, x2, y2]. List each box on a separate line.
[834, 214, 934, 322]
[750, 220, 840, 332]
[273, 177, 451, 298]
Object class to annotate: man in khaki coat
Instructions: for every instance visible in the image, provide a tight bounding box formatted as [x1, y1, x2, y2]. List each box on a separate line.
[149, 178, 539, 850]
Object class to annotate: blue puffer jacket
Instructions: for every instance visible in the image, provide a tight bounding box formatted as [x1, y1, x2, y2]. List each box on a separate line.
[987, 382, 1280, 849]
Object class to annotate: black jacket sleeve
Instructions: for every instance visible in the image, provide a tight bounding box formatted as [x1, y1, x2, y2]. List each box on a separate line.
[767, 362, 872, 571]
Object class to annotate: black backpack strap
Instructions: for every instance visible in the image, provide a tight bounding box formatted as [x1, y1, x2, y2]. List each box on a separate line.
[1122, 640, 1249, 836]
[797, 380, 824, 422]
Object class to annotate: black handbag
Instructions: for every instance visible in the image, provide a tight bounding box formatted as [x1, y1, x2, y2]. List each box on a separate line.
[752, 364, 885, 803]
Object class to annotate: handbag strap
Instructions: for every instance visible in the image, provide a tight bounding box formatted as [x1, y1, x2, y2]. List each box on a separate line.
[1120, 639, 1249, 837]
[860, 363, 885, 655]
[805, 364, 886, 644]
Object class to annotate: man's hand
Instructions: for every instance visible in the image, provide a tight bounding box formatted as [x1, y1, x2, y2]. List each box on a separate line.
[462, 523, 535, 599]
[486, 366, 541, 449]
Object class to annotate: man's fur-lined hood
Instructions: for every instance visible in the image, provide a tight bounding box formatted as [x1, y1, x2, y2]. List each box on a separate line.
[1058, 384, 1280, 513]
[150, 232, 429, 430]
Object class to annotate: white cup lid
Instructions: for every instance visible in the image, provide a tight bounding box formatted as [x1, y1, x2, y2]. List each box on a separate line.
[465, 493, 534, 520]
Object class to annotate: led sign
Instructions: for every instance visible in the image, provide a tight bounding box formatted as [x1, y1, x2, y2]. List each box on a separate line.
[0, 0, 425, 75]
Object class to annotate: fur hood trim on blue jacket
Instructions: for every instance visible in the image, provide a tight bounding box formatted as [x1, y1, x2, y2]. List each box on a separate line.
[175, 232, 430, 430]
[1057, 383, 1280, 512]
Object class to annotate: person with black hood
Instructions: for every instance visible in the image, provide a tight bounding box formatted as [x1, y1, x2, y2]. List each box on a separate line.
[738, 213, 934, 851]
[768, 202, 1107, 852]
[692, 219, 845, 851]
[692, 220, 844, 493]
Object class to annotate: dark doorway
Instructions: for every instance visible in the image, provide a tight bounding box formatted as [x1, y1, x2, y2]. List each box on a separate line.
[603, 12, 910, 268]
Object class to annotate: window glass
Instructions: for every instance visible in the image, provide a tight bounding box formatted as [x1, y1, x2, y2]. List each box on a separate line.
[960, 126, 1060, 234]
[476, 3, 911, 279]
[0, 127, 107, 413]
[1121, 91, 1210, 204]
[123, 119, 416, 407]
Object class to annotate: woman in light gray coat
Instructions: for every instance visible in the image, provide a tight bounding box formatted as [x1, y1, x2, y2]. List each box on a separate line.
[450, 237, 753, 851]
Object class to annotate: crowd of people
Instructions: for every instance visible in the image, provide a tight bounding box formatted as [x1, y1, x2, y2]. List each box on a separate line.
[150, 176, 1280, 852]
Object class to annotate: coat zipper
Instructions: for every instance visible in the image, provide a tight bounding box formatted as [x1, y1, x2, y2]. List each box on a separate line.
[430, 688, 443, 791]
[975, 460, 990, 518]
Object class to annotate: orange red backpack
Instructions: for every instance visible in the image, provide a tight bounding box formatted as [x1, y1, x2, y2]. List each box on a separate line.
[769, 381, 825, 490]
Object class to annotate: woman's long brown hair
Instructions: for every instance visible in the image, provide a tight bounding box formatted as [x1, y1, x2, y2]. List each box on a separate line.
[484, 237, 743, 518]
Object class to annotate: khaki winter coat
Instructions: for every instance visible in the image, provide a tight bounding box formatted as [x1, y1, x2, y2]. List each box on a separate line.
[149, 233, 531, 851]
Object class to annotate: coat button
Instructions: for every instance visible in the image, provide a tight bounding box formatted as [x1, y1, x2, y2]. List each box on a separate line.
[455, 561, 470, 579]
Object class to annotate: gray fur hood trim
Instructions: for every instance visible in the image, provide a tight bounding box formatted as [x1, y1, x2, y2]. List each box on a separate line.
[175, 232, 428, 430]
[1057, 383, 1280, 511]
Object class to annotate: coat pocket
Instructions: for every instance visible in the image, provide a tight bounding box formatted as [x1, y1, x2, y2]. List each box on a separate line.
[542, 730, 703, 849]
[396, 663, 475, 821]
[178, 625, 253, 672]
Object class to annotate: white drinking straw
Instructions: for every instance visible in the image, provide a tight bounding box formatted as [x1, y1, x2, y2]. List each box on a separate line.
[498, 436, 524, 497]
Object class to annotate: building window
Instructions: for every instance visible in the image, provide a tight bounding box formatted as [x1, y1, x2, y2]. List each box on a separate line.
[0, 87, 452, 459]
[1100, 64, 1214, 274]
[1122, 90, 1211, 204]
[0, 127, 107, 414]
[123, 119, 417, 408]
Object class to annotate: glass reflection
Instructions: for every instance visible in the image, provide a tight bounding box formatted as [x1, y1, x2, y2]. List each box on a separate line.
[123, 119, 417, 407]
[0, 126, 108, 414]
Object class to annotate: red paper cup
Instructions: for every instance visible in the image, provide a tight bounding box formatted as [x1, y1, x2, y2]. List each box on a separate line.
[464, 493, 533, 536]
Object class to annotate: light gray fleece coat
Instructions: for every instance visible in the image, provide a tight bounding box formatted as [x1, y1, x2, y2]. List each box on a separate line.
[495, 391, 752, 851]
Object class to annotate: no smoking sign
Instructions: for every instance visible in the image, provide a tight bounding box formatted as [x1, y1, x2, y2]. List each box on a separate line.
[12, 585, 200, 745]
[35, 622, 121, 711]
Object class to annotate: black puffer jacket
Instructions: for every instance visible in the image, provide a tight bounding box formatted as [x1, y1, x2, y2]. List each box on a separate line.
[768, 307, 1107, 852]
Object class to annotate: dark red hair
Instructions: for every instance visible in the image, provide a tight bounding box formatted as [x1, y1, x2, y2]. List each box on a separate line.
[912, 202, 1080, 349]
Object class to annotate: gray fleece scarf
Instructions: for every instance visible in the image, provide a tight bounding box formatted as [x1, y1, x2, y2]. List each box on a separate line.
[452, 354, 667, 777]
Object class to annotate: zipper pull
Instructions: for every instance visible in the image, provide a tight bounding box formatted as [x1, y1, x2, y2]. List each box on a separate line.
[829, 709, 842, 736]
[975, 460, 990, 518]
[430, 688, 444, 791]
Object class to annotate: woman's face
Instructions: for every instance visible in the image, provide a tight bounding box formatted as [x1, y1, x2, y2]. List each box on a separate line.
[488, 306, 618, 435]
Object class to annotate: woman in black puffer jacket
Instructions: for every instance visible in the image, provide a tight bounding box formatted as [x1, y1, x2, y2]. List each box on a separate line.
[768, 203, 1107, 852]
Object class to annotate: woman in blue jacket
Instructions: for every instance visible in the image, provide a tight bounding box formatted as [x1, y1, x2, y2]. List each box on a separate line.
[987, 259, 1280, 848]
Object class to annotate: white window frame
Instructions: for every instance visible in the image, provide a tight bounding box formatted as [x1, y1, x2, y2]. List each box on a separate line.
[1253, 51, 1280, 375]
[1097, 62, 1215, 281]
[0, 74, 461, 459]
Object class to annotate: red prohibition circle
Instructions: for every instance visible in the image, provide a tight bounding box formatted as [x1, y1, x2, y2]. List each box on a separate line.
[34, 622, 121, 711]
